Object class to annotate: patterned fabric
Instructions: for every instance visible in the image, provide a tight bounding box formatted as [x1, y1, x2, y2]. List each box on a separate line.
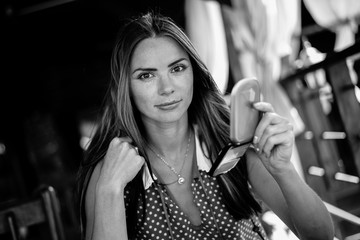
[124, 170, 268, 240]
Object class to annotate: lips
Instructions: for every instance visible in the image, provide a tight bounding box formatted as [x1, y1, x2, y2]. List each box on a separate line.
[155, 99, 182, 109]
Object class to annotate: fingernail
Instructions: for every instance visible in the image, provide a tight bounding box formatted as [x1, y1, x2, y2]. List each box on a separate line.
[253, 136, 259, 144]
[255, 147, 260, 153]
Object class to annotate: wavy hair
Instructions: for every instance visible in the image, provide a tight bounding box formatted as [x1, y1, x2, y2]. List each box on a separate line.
[76, 11, 261, 239]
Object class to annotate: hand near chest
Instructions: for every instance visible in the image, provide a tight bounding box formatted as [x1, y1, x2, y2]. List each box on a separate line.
[98, 137, 145, 192]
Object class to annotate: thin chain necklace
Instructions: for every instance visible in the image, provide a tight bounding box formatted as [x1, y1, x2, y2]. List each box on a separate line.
[149, 132, 192, 185]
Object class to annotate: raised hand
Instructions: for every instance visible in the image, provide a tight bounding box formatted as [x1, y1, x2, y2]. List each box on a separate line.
[98, 137, 145, 191]
[252, 102, 294, 175]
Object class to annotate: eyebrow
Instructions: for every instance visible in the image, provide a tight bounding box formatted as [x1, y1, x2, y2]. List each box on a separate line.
[132, 58, 188, 74]
[168, 58, 188, 67]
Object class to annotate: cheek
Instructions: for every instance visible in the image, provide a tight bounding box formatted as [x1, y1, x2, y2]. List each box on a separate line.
[132, 91, 147, 109]
[130, 84, 153, 111]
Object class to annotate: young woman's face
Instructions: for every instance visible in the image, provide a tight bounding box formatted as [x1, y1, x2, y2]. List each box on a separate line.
[130, 36, 193, 125]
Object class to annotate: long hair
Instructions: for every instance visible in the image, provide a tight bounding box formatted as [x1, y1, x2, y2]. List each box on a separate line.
[76, 11, 261, 239]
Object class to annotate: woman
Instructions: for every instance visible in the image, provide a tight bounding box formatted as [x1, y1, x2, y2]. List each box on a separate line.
[76, 12, 334, 240]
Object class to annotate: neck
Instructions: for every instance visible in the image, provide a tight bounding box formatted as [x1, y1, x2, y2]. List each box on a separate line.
[145, 120, 191, 163]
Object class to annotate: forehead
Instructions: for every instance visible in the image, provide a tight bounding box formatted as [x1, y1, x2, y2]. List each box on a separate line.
[130, 36, 188, 67]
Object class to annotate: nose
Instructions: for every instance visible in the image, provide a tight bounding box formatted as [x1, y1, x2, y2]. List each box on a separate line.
[158, 74, 175, 96]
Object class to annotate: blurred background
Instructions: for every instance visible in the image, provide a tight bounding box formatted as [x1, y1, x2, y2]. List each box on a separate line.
[1, 0, 360, 239]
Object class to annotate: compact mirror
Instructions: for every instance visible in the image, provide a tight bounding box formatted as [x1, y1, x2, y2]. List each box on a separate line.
[209, 77, 261, 176]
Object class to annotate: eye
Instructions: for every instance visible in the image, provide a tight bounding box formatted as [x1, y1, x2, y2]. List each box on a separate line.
[138, 72, 154, 80]
[171, 65, 186, 73]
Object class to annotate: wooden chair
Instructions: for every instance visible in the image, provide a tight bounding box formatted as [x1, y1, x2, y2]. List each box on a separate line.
[0, 185, 65, 240]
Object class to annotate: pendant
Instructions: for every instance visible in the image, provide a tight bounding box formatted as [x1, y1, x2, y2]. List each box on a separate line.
[178, 177, 185, 184]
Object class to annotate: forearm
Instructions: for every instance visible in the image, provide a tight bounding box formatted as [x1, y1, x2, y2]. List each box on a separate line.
[91, 186, 128, 240]
[273, 164, 334, 240]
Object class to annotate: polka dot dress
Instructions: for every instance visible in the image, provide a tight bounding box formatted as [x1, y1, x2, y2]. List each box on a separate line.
[125, 171, 268, 240]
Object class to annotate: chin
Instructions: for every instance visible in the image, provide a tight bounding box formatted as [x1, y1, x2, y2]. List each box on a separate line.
[156, 110, 188, 123]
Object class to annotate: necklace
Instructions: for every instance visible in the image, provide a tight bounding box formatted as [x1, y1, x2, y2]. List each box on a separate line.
[149, 132, 192, 185]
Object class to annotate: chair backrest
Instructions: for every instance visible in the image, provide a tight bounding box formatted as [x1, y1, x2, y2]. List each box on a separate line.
[0, 185, 65, 240]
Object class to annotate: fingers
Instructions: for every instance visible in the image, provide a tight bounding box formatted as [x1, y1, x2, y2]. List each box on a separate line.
[253, 102, 280, 143]
[134, 146, 139, 154]
[259, 127, 294, 158]
[256, 122, 293, 152]
[252, 102, 274, 112]
[97, 137, 145, 189]
[252, 102, 293, 157]
[110, 136, 132, 145]
[253, 112, 285, 141]
[253, 112, 288, 144]
[109, 137, 139, 154]
[105, 137, 143, 168]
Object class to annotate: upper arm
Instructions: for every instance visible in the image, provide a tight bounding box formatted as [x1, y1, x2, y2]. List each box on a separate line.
[85, 161, 103, 240]
[246, 149, 297, 234]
